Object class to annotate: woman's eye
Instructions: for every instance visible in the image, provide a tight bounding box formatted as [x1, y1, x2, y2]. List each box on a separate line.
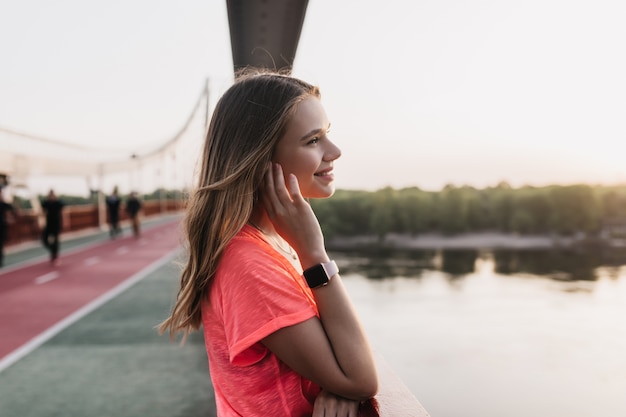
[307, 137, 320, 145]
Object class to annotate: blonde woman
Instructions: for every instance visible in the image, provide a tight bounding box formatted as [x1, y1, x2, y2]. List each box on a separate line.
[160, 70, 378, 416]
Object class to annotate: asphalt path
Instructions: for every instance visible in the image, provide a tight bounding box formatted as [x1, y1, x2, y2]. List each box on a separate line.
[0, 216, 217, 417]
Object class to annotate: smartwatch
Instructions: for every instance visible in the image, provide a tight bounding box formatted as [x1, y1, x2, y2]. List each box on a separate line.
[303, 260, 338, 289]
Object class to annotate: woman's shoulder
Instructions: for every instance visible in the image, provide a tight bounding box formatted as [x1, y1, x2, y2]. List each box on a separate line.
[220, 224, 274, 268]
[212, 225, 287, 296]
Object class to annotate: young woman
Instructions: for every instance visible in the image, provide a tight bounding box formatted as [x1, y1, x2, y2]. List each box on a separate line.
[160, 70, 378, 416]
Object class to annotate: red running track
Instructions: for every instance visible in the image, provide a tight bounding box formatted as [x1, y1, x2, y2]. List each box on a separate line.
[0, 219, 182, 365]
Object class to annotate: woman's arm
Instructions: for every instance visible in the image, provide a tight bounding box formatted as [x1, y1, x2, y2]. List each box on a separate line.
[260, 163, 378, 400]
[262, 275, 378, 400]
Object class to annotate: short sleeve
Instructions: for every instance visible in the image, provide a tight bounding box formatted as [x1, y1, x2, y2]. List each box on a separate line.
[212, 239, 317, 366]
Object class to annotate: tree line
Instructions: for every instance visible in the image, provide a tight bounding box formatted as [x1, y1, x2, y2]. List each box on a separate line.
[310, 183, 626, 239]
[13, 183, 626, 239]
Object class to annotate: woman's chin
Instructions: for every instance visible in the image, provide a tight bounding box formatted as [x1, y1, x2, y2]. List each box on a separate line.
[305, 185, 335, 199]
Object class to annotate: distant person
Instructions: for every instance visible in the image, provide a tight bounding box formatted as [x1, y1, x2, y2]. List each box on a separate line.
[106, 187, 122, 238]
[158, 70, 378, 416]
[41, 189, 64, 266]
[125, 191, 142, 238]
[0, 189, 17, 268]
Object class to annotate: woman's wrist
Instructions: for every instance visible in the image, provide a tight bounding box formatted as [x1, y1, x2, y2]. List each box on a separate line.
[298, 250, 330, 270]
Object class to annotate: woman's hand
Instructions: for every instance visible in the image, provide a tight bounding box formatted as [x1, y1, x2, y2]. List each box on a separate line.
[313, 390, 360, 417]
[261, 162, 328, 267]
[260, 162, 379, 401]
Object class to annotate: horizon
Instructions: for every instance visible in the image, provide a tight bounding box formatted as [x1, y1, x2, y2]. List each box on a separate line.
[12, 176, 626, 202]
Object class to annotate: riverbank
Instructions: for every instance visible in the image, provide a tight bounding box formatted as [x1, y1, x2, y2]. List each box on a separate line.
[328, 232, 625, 250]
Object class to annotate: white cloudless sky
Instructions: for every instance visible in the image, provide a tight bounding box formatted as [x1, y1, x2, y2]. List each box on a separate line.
[1, 0, 625, 191]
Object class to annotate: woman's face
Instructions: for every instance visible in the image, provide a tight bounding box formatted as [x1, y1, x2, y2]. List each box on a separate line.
[273, 96, 342, 199]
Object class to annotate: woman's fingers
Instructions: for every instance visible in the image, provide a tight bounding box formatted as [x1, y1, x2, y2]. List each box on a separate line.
[264, 163, 305, 217]
[312, 390, 359, 417]
[271, 163, 291, 205]
[259, 162, 325, 259]
[272, 163, 302, 205]
[263, 163, 288, 216]
[286, 172, 307, 205]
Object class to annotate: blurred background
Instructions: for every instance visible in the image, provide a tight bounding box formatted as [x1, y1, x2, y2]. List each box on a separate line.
[2, 1, 626, 417]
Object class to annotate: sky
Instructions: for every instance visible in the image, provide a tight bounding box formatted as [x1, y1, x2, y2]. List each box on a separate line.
[1, 0, 626, 192]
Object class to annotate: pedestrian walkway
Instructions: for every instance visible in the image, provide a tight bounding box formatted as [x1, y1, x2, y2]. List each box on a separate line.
[0, 215, 217, 417]
[0, 215, 429, 417]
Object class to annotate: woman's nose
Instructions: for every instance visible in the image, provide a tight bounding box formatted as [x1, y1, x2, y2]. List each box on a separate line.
[325, 140, 342, 161]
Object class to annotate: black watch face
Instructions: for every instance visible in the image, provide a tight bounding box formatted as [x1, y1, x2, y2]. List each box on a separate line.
[304, 264, 329, 288]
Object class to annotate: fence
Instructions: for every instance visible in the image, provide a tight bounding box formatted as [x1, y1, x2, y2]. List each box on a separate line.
[4, 199, 183, 247]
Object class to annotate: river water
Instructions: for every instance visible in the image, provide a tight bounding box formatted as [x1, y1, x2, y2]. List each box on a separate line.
[338, 248, 626, 417]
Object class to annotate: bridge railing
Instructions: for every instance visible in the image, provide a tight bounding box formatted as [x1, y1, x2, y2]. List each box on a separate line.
[359, 352, 430, 417]
[4, 199, 183, 247]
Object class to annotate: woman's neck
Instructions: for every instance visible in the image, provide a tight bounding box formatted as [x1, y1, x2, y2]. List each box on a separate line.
[248, 208, 299, 263]
[248, 209, 276, 236]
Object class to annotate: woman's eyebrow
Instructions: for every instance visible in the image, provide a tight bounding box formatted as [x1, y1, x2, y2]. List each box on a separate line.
[299, 128, 323, 141]
[299, 123, 331, 141]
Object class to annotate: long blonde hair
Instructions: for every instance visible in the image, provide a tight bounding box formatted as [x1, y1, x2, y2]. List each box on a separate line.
[159, 70, 320, 339]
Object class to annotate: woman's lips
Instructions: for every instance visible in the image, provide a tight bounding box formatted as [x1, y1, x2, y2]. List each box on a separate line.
[314, 169, 334, 181]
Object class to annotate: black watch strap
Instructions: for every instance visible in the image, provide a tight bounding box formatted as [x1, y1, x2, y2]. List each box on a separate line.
[303, 260, 338, 289]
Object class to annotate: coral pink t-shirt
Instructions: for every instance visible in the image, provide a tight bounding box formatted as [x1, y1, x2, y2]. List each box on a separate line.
[201, 225, 321, 416]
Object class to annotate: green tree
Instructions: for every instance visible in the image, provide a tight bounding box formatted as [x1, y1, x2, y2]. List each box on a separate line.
[395, 188, 436, 235]
[548, 185, 598, 234]
[369, 187, 397, 239]
[489, 182, 514, 232]
[437, 185, 468, 234]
